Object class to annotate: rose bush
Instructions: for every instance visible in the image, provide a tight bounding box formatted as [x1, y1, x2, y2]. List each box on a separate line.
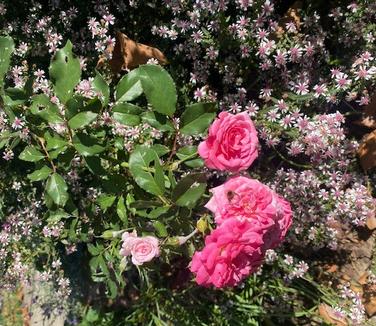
[0, 0, 375, 325]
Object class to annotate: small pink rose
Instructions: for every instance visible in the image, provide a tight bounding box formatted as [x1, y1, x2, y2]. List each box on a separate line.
[198, 112, 259, 172]
[120, 232, 160, 265]
[130, 236, 160, 265]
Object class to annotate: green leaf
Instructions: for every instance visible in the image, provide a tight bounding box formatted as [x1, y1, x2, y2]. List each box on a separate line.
[73, 133, 105, 156]
[172, 173, 206, 208]
[3, 87, 27, 106]
[29, 94, 64, 123]
[92, 70, 109, 106]
[115, 75, 143, 102]
[85, 156, 106, 175]
[0, 36, 15, 88]
[47, 209, 70, 222]
[176, 146, 203, 168]
[19, 146, 45, 162]
[132, 65, 177, 116]
[141, 111, 174, 132]
[44, 132, 68, 150]
[117, 196, 128, 226]
[68, 111, 98, 129]
[129, 200, 164, 209]
[152, 144, 170, 157]
[112, 103, 141, 126]
[97, 194, 116, 212]
[129, 146, 165, 196]
[153, 221, 168, 237]
[46, 173, 69, 206]
[107, 279, 118, 299]
[49, 40, 81, 104]
[27, 165, 52, 181]
[180, 102, 216, 135]
[88, 243, 101, 256]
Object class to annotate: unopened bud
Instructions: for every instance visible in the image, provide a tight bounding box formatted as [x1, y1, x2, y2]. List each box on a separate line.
[166, 237, 180, 246]
[196, 218, 208, 234]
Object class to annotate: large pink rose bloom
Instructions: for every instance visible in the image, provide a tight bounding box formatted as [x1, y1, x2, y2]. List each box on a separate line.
[206, 176, 276, 223]
[270, 195, 293, 247]
[120, 231, 160, 266]
[190, 218, 264, 288]
[205, 176, 292, 247]
[198, 112, 259, 172]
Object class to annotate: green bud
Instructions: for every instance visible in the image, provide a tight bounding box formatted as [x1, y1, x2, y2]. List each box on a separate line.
[166, 237, 180, 246]
[196, 217, 208, 233]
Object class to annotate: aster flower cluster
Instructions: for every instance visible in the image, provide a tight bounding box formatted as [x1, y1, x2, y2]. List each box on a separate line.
[271, 168, 375, 250]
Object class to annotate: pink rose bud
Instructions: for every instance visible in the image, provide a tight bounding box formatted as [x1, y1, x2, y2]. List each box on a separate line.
[198, 112, 259, 172]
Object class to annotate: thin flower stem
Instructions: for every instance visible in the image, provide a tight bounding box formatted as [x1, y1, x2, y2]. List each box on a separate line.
[272, 147, 312, 169]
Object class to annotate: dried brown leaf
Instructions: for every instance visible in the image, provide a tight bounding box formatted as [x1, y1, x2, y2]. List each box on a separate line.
[355, 94, 376, 129]
[271, 1, 302, 39]
[358, 130, 376, 171]
[359, 271, 369, 285]
[106, 32, 168, 74]
[366, 214, 376, 230]
[318, 304, 348, 326]
[365, 296, 376, 317]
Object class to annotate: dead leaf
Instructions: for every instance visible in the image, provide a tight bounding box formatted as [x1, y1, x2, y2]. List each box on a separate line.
[359, 271, 369, 285]
[318, 304, 348, 326]
[271, 1, 302, 39]
[325, 264, 338, 273]
[97, 32, 168, 74]
[350, 282, 364, 295]
[367, 214, 376, 230]
[365, 296, 376, 316]
[358, 130, 376, 170]
[356, 94, 376, 129]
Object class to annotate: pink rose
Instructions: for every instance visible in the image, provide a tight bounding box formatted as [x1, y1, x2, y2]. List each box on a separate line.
[120, 231, 160, 266]
[198, 112, 259, 172]
[190, 218, 264, 288]
[270, 195, 293, 247]
[205, 176, 277, 225]
[205, 176, 292, 249]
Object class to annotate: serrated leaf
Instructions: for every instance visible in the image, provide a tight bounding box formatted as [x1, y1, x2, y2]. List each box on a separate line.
[97, 194, 116, 212]
[19, 146, 45, 162]
[180, 102, 216, 135]
[116, 76, 143, 103]
[92, 70, 109, 106]
[49, 40, 81, 104]
[85, 156, 106, 175]
[47, 209, 70, 222]
[132, 65, 177, 116]
[172, 173, 206, 208]
[129, 146, 165, 196]
[153, 221, 168, 237]
[112, 102, 141, 126]
[0, 36, 15, 88]
[27, 165, 52, 181]
[46, 173, 69, 206]
[29, 94, 64, 124]
[117, 196, 128, 226]
[141, 111, 174, 132]
[73, 133, 105, 156]
[68, 111, 97, 129]
[176, 146, 203, 168]
[88, 243, 101, 256]
[44, 132, 68, 150]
